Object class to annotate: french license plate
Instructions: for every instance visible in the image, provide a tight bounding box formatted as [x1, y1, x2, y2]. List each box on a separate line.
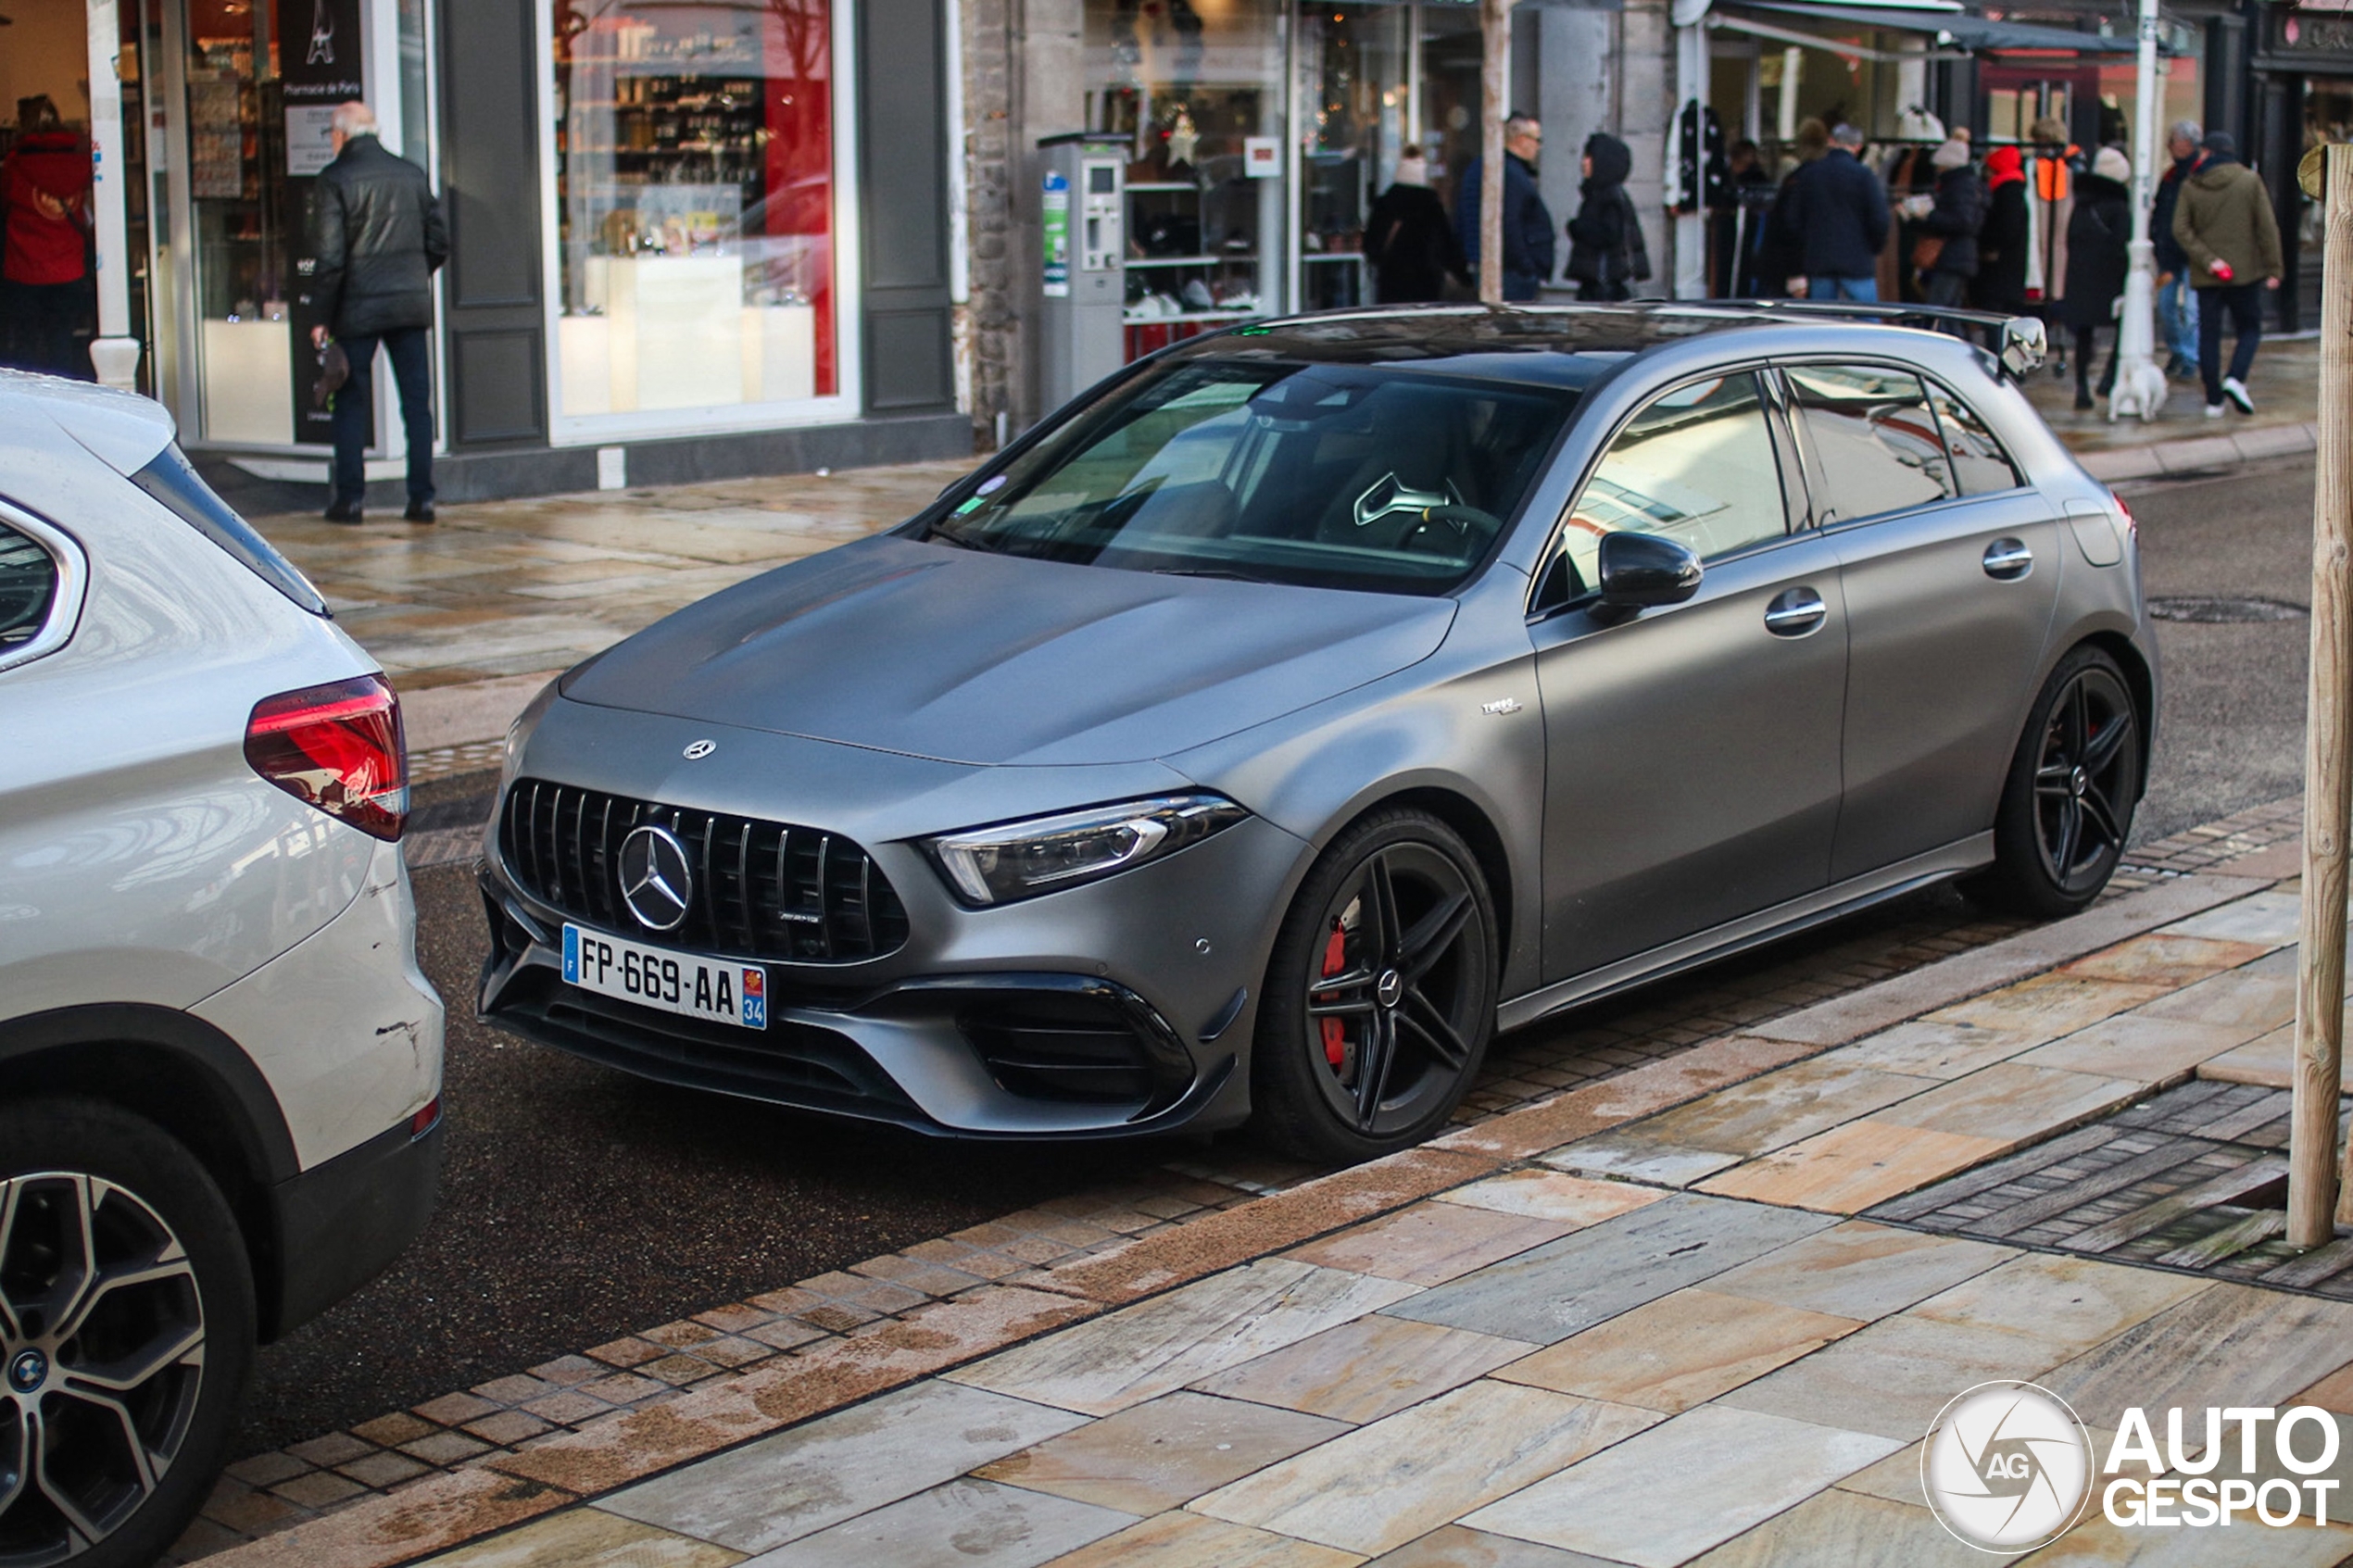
[562, 924, 767, 1030]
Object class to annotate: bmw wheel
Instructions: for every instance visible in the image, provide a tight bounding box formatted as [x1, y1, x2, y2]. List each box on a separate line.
[0, 1099, 253, 1568]
[1253, 809, 1498, 1163]
[1971, 646, 2144, 918]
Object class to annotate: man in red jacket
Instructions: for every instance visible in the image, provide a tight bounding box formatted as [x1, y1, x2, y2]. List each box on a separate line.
[3, 97, 94, 379]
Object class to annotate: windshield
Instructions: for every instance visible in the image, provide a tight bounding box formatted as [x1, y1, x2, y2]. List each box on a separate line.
[920, 359, 1576, 595]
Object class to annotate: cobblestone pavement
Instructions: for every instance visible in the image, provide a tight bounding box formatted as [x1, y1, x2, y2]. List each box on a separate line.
[192, 814, 2353, 1568]
[170, 798, 2304, 1562]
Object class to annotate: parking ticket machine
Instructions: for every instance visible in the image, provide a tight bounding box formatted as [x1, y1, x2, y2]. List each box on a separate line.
[1038, 132, 1126, 412]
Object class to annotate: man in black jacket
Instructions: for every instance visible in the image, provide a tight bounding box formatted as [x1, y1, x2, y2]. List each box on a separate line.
[1454, 113, 1555, 302]
[1782, 123, 1889, 301]
[308, 101, 447, 523]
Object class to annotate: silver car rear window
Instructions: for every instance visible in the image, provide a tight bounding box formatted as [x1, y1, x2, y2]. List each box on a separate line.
[0, 522, 57, 648]
[129, 444, 329, 616]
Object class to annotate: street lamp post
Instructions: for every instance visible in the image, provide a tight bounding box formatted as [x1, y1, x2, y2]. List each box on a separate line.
[2108, 0, 2167, 420]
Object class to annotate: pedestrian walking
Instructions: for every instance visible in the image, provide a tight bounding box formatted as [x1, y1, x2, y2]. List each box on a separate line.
[2152, 120, 2204, 380]
[1711, 139, 1772, 295]
[3, 96, 94, 379]
[1781, 123, 1889, 302]
[2171, 129, 2283, 418]
[1903, 138, 1983, 309]
[1363, 148, 1466, 304]
[1755, 119, 1828, 300]
[1454, 112, 1554, 304]
[2057, 146, 2132, 409]
[308, 100, 448, 524]
[1565, 133, 1650, 302]
[1971, 144, 2031, 314]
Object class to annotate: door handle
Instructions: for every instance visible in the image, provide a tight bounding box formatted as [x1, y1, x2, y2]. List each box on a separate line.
[1983, 538, 2034, 580]
[1764, 587, 1828, 637]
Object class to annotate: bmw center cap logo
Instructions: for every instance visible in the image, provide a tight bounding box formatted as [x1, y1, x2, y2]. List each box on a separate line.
[8, 1348, 44, 1393]
[619, 824, 695, 932]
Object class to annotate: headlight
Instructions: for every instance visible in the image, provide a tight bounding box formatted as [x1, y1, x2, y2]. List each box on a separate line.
[925, 794, 1249, 906]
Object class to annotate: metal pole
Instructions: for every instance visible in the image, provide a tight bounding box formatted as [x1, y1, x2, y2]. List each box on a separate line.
[1479, 0, 1509, 304]
[2107, 0, 2165, 420]
[2296, 141, 2353, 1248]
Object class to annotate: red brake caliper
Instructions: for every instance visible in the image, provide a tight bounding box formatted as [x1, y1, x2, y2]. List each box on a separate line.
[1320, 919, 1350, 1068]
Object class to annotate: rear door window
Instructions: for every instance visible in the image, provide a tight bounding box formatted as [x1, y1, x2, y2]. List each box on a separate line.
[0, 522, 57, 650]
[1786, 364, 1957, 525]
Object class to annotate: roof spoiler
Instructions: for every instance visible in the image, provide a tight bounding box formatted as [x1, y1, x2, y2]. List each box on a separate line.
[1730, 300, 2048, 380]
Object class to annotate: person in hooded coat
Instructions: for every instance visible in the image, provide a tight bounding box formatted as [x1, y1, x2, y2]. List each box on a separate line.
[1971, 144, 2031, 314]
[2058, 145, 2133, 409]
[1907, 139, 1982, 310]
[1363, 147, 1466, 304]
[1566, 132, 1649, 301]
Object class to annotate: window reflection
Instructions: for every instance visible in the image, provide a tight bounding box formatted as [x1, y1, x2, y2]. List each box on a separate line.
[1788, 364, 1956, 523]
[1561, 373, 1787, 592]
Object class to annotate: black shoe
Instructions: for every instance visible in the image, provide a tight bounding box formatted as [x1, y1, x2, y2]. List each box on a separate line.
[404, 499, 435, 524]
[324, 499, 364, 524]
[2073, 391, 2095, 411]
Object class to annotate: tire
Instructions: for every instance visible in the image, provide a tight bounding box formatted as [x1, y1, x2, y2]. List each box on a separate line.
[1252, 809, 1499, 1164]
[0, 1098, 254, 1568]
[1968, 645, 2144, 919]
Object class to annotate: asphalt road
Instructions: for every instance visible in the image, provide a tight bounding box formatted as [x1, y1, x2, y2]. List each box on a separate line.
[235, 453, 2318, 1457]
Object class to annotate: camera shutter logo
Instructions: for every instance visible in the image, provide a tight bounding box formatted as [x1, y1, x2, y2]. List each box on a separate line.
[1922, 1380, 2094, 1552]
[618, 824, 695, 932]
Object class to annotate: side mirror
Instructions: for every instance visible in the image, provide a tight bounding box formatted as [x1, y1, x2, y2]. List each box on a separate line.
[1597, 532, 1704, 608]
[1999, 317, 2047, 380]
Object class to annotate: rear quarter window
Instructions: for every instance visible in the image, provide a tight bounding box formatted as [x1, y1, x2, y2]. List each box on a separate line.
[128, 444, 328, 615]
[0, 523, 57, 649]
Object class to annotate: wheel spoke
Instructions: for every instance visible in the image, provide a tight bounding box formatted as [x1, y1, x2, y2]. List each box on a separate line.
[1308, 995, 1377, 1019]
[62, 1318, 202, 1398]
[0, 1175, 100, 1343]
[2051, 799, 2081, 874]
[1397, 892, 1473, 983]
[2082, 711, 2131, 775]
[31, 1402, 111, 1549]
[51, 1256, 194, 1352]
[1354, 1008, 1395, 1133]
[2033, 763, 2075, 798]
[2078, 786, 2124, 854]
[2064, 681, 2088, 764]
[0, 1405, 27, 1518]
[1365, 853, 1403, 962]
[1400, 987, 1470, 1071]
[51, 1385, 160, 1497]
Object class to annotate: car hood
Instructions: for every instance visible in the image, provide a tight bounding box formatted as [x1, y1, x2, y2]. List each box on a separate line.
[561, 534, 1456, 767]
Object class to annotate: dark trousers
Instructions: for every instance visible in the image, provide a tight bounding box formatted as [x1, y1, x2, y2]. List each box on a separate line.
[333, 327, 435, 505]
[2196, 282, 2265, 407]
[4, 279, 90, 378]
[2072, 324, 2119, 400]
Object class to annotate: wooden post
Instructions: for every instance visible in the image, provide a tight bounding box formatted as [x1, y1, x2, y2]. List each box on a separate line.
[2296, 142, 2353, 1247]
[1478, 0, 1509, 305]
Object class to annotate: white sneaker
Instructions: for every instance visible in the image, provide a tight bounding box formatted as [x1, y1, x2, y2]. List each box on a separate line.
[2221, 376, 2255, 414]
[2205, 402, 2226, 419]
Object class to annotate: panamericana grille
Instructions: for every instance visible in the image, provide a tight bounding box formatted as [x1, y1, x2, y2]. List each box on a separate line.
[499, 778, 911, 963]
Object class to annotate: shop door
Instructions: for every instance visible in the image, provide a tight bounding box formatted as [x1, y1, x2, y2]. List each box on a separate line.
[2301, 81, 2353, 332]
[173, 0, 365, 446]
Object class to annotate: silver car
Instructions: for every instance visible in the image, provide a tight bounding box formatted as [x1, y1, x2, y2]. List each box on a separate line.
[0, 372, 444, 1565]
[480, 305, 2152, 1163]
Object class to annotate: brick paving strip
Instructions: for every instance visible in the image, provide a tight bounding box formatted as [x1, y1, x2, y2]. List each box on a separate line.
[176, 799, 2347, 1567]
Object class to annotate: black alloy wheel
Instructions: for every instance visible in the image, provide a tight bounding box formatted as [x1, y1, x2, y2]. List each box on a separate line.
[1254, 809, 1497, 1162]
[0, 1100, 252, 1568]
[1973, 646, 2143, 918]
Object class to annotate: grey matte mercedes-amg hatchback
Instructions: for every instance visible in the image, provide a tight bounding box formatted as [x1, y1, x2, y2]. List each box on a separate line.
[479, 304, 2154, 1162]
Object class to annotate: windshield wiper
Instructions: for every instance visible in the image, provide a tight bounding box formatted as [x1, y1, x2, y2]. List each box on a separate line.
[1150, 565, 1265, 583]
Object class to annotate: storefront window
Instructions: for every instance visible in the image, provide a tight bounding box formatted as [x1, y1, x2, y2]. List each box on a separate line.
[1086, 0, 1286, 358]
[1298, 4, 1411, 311]
[551, 0, 838, 420]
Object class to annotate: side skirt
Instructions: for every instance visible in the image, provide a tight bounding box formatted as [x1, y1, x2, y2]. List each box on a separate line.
[1497, 834, 1994, 1033]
